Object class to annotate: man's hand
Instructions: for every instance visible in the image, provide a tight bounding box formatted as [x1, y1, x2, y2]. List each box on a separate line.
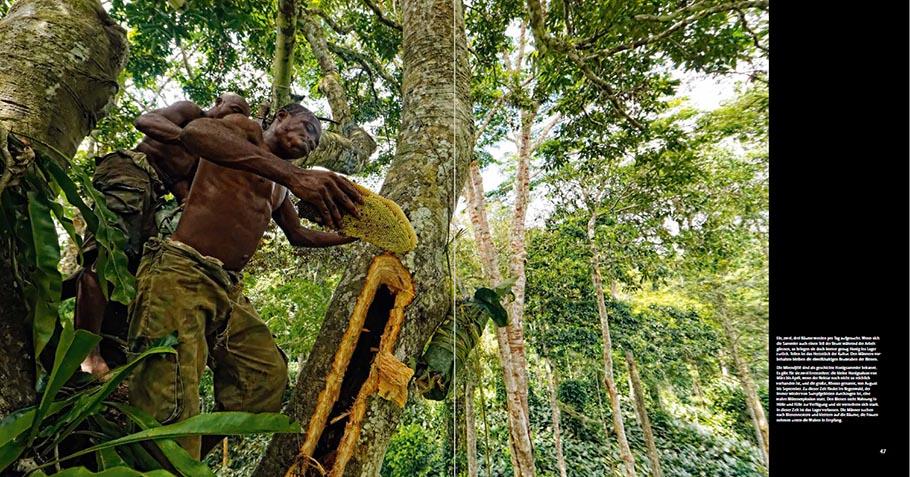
[291, 170, 363, 229]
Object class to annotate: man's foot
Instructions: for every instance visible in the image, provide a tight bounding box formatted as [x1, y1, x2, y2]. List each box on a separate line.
[80, 352, 111, 380]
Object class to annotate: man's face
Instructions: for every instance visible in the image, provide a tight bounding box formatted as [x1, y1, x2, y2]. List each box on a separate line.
[209, 94, 250, 119]
[271, 110, 322, 159]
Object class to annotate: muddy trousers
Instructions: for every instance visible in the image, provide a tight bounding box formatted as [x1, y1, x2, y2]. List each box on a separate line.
[127, 238, 288, 458]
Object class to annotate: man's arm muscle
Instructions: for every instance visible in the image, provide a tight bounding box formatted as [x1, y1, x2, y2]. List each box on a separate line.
[180, 114, 363, 228]
[179, 115, 299, 186]
[135, 101, 204, 144]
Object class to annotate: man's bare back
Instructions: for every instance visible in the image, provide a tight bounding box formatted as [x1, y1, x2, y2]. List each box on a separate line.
[174, 105, 362, 271]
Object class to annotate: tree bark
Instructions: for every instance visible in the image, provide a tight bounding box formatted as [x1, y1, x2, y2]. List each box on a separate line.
[271, 0, 298, 109]
[544, 359, 568, 477]
[505, 106, 535, 422]
[588, 211, 637, 477]
[719, 312, 769, 466]
[254, 0, 473, 475]
[625, 350, 662, 477]
[0, 0, 127, 419]
[464, 161, 535, 477]
[594, 372, 611, 441]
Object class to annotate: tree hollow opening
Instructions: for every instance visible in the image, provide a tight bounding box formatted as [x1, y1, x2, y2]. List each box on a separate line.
[311, 285, 395, 472]
[287, 254, 414, 477]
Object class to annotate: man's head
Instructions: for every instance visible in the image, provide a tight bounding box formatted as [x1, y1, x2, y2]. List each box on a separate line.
[264, 103, 322, 160]
[207, 92, 250, 119]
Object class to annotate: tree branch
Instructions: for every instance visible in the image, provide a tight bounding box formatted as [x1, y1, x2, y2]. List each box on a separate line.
[526, 0, 643, 129]
[303, 6, 353, 35]
[531, 113, 562, 151]
[362, 0, 402, 31]
[736, 9, 768, 54]
[590, 1, 769, 60]
[326, 41, 398, 89]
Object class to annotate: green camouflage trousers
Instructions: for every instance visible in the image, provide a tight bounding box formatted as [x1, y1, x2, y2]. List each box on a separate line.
[127, 237, 288, 458]
[86, 149, 165, 268]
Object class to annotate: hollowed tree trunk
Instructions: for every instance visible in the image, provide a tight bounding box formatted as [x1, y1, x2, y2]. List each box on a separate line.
[0, 0, 127, 418]
[254, 0, 473, 475]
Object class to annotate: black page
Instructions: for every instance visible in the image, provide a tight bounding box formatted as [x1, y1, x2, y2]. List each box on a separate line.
[769, 2, 909, 473]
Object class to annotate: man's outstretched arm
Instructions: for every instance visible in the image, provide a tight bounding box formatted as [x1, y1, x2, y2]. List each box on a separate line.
[135, 101, 205, 144]
[273, 195, 358, 247]
[179, 115, 362, 228]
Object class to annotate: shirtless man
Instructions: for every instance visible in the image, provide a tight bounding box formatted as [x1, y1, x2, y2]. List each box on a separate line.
[72, 93, 250, 377]
[126, 103, 362, 458]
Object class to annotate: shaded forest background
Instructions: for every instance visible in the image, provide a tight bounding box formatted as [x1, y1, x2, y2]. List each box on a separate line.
[0, 0, 768, 476]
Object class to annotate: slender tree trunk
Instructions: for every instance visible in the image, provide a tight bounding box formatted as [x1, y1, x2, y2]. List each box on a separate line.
[506, 106, 536, 422]
[745, 394, 768, 466]
[719, 312, 769, 466]
[255, 0, 473, 475]
[594, 372, 611, 441]
[625, 351, 662, 477]
[476, 357, 493, 477]
[466, 372, 479, 477]
[587, 211, 637, 477]
[445, 376, 468, 476]
[465, 161, 535, 477]
[544, 359, 568, 477]
[0, 0, 127, 419]
[270, 0, 298, 109]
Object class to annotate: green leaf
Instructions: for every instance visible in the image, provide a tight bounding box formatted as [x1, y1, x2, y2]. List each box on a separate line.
[95, 446, 127, 470]
[89, 415, 164, 472]
[0, 394, 78, 448]
[491, 277, 517, 299]
[42, 345, 177, 443]
[31, 466, 175, 477]
[110, 403, 215, 477]
[0, 442, 25, 473]
[26, 191, 62, 362]
[28, 325, 100, 443]
[473, 287, 509, 327]
[40, 158, 135, 304]
[45, 412, 300, 470]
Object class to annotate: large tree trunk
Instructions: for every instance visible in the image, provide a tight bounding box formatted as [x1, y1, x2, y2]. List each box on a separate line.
[0, 0, 127, 419]
[587, 212, 637, 477]
[719, 312, 769, 466]
[625, 351, 662, 477]
[254, 0, 473, 475]
[544, 359, 568, 477]
[464, 161, 535, 477]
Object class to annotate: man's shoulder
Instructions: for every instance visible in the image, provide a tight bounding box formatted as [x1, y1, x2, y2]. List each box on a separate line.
[158, 101, 205, 124]
[219, 114, 265, 140]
